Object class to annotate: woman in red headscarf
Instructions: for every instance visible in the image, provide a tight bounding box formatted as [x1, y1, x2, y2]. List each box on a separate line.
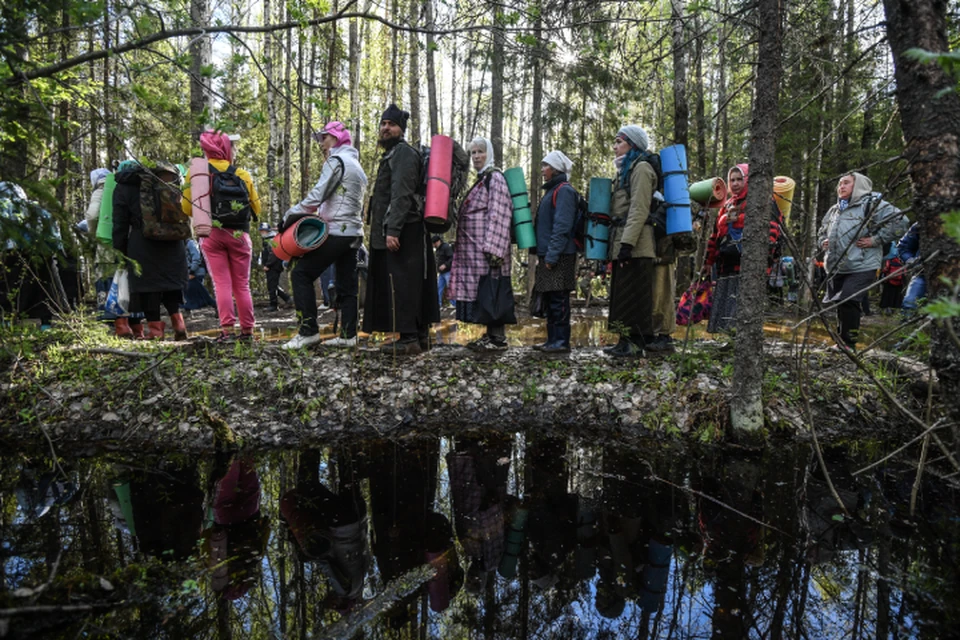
[702, 164, 783, 334]
[182, 131, 262, 342]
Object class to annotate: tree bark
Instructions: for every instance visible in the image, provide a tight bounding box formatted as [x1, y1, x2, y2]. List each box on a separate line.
[731, 0, 783, 433]
[189, 0, 212, 126]
[693, 12, 706, 178]
[671, 0, 689, 147]
[490, 2, 506, 163]
[407, 0, 421, 143]
[265, 0, 281, 224]
[424, 0, 440, 135]
[883, 0, 960, 426]
[527, 9, 544, 304]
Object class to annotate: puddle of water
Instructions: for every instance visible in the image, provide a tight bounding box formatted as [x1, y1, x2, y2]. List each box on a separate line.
[2, 437, 957, 638]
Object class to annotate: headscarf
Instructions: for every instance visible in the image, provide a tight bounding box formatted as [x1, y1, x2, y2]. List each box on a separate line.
[470, 136, 495, 174]
[200, 131, 233, 161]
[542, 150, 573, 175]
[316, 121, 352, 147]
[90, 168, 111, 187]
[726, 164, 750, 203]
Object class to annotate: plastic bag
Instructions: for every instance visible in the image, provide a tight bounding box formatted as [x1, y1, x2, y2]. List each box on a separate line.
[104, 269, 129, 317]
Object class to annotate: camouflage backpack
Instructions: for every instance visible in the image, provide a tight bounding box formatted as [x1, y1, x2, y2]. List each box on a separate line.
[140, 167, 191, 242]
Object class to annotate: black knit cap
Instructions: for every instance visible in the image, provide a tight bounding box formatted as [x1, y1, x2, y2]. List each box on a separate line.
[381, 104, 409, 132]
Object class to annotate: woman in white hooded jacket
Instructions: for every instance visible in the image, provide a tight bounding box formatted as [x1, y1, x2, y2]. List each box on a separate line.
[282, 121, 369, 349]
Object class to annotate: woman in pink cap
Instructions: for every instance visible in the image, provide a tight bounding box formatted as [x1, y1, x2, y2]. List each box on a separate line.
[281, 121, 369, 350]
[182, 131, 262, 342]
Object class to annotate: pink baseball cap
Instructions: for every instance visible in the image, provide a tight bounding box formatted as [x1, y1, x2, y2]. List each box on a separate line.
[313, 121, 352, 147]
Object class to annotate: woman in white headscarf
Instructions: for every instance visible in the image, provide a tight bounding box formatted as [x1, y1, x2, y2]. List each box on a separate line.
[448, 137, 514, 351]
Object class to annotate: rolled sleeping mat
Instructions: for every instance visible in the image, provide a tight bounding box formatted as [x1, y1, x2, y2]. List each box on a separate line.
[585, 177, 613, 260]
[513, 206, 536, 250]
[424, 134, 454, 229]
[773, 176, 796, 223]
[498, 506, 529, 579]
[503, 167, 530, 211]
[189, 157, 213, 238]
[660, 144, 693, 235]
[272, 217, 329, 261]
[689, 177, 727, 208]
[95, 173, 117, 245]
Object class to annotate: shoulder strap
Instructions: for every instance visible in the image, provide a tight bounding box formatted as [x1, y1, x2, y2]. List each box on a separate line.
[319, 155, 347, 204]
[552, 181, 572, 207]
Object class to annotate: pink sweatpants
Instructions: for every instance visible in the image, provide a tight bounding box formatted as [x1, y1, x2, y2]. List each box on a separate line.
[200, 227, 255, 333]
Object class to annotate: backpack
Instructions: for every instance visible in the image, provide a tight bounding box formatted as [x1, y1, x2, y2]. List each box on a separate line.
[417, 141, 470, 234]
[551, 182, 590, 253]
[210, 164, 252, 227]
[139, 171, 191, 242]
[630, 152, 695, 253]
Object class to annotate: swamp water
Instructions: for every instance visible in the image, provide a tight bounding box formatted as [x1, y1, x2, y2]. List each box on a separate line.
[2, 435, 957, 639]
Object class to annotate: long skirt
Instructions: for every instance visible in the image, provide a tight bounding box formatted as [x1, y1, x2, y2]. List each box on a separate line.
[608, 258, 654, 338]
[707, 274, 740, 334]
[362, 222, 440, 335]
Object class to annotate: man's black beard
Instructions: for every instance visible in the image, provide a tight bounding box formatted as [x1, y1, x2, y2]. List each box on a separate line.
[379, 134, 402, 150]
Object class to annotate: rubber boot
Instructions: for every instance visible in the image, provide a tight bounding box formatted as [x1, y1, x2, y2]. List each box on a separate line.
[131, 322, 145, 339]
[145, 321, 166, 340]
[114, 317, 133, 338]
[170, 313, 188, 340]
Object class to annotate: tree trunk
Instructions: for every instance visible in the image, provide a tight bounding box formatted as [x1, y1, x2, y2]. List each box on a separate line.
[671, 0, 689, 147]
[527, 10, 544, 304]
[407, 0, 421, 143]
[731, 0, 783, 433]
[348, 7, 362, 147]
[711, 13, 727, 177]
[490, 2, 506, 163]
[882, 0, 960, 426]
[265, 0, 281, 224]
[390, 0, 399, 102]
[424, 0, 440, 135]
[189, 0, 211, 126]
[693, 12, 706, 178]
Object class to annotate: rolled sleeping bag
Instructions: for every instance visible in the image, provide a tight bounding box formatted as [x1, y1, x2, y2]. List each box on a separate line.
[95, 173, 117, 245]
[689, 177, 727, 208]
[189, 157, 213, 238]
[659, 144, 693, 235]
[272, 217, 329, 261]
[424, 134, 454, 229]
[504, 167, 536, 249]
[503, 166, 530, 212]
[773, 176, 796, 223]
[585, 177, 612, 260]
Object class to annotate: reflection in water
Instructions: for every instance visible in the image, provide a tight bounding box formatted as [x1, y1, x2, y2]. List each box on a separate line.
[2, 439, 959, 638]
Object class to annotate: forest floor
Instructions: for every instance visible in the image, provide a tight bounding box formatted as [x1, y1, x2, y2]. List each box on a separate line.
[0, 296, 936, 456]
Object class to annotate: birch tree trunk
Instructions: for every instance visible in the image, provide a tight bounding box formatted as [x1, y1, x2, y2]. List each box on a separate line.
[265, 0, 281, 224]
[731, 0, 783, 433]
[883, 0, 960, 427]
[189, 0, 211, 125]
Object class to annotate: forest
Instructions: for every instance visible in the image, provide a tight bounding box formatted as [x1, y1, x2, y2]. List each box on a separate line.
[1, 0, 960, 637]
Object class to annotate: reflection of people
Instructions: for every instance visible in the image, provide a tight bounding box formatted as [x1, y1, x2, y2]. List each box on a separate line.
[280, 449, 369, 609]
[122, 461, 204, 562]
[449, 137, 513, 351]
[524, 437, 578, 593]
[447, 434, 512, 592]
[363, 105, 440, 356]
[818, 172, 906, 350]
[205, 457, 269, 600]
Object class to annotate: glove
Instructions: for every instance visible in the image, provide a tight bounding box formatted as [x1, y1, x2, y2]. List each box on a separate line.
[485, 252, 504, 268]
[617, 243, 633, 264]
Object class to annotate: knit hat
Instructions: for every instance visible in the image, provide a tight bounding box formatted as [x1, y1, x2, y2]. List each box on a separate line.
[90, 168, 111, 187]
[617, 125, 650, 152]
[380, 104, 409, 132]
[542, 150, 573, 175]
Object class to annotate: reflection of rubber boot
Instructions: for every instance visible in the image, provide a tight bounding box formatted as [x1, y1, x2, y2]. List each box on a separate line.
[130, 321, 144, 339]
[145, 321, 166, 340]
[114, 317, 133, 338]
[170, 313, 188, 340]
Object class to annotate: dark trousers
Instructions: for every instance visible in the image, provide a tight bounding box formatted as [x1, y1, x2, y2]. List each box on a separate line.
[183, 276, 216, 310]
[137, 290, 181, 322]
[265, 269, 290, 306]
[837, 300, 862, 348]
[290, 235, 359, 338]
[544, 290, 571, 347]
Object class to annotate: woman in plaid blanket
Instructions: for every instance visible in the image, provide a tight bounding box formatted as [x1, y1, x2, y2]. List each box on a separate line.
[449, 137, 514, 351]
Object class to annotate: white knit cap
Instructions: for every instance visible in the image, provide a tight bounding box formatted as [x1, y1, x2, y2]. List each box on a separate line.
[542, 150, 573, 175]
[617, 125, 650, 152]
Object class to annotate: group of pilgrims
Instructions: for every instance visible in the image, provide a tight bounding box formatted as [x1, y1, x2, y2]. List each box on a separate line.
[3, 102, 908, 355]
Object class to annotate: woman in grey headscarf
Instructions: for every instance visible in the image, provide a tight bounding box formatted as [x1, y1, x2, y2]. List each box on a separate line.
[449, 137, 514, 351]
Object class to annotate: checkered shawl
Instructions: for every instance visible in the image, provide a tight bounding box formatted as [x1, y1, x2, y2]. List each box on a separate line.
[449, 170, 513, 302]
[447, 452, 505, 571]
